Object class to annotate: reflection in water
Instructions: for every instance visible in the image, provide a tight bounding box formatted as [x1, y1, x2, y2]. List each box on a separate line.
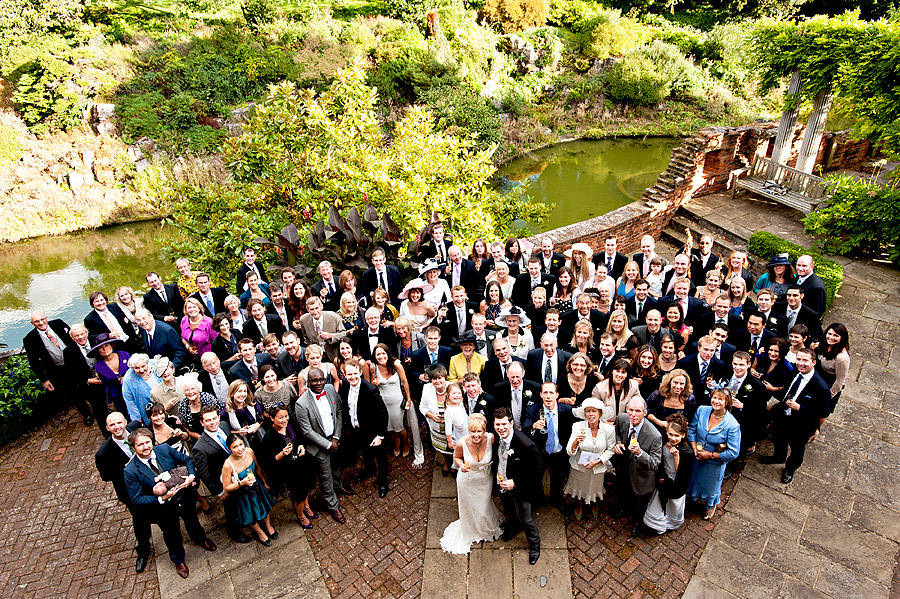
[497, 138, 680, 233]
[0, 221, 177, 347]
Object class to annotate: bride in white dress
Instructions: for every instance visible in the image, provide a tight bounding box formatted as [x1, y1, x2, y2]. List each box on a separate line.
[440, 413, 503, 555]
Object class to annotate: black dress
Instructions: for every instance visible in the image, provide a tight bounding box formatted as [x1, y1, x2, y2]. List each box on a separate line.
[556, 375, 600, 408]
[259, 424, 316, 501]
[754, 355, 795, 400]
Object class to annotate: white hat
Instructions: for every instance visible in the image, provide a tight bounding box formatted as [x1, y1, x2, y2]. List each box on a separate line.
[573, 397, 613, 421]
[564, 242, 594, 259]
[398, 278, 434, 300]
[495, 306, 531, 328]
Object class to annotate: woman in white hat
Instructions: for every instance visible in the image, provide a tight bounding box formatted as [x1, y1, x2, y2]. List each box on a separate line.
[496, 306, 534, 360]
[564, 397, 616, 520]
[419, 259, 451, 307]
[565, 243, 595, 289]
[398, 278, 436, 334]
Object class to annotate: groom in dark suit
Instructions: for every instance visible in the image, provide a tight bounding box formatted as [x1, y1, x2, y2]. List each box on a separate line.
[492, 407, 543, 565]
[339, 359, 390, 497]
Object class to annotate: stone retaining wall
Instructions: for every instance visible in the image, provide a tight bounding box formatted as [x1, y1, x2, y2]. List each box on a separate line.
[530, 123, 872, 254]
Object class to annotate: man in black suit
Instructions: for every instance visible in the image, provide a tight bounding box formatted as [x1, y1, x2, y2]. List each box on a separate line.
[348, 307, 398, 361]
[84, 291, 138, 350]
[410, 326, 454, 385]
[125, 426, 216, 578]
[731, 312, 776, 355]
[689, 234, 721, 287]
[772, 285, 824, 346]
[753, 290, 784, 338]
[632, 235, 667, 278]
[362, 249, 403, 307]
[492, 362, 540, 430]
[660, 278, 707, 324]
[536, 236, 566, 277]
[511, 257, 556, 308]
[677, 335, 726, 405]
[340, 359, 390, 497]
[190, 406, 251, 543]
[442, 246, 479, 301]
[561, 294, 608, 338]
[722, 351, 768, 478]
[795, 255, 828, 320]
[523, 382, 574, 508]
[143, 271, 183, 325]
[468, 313, 498, 360]
[692, 294, 743, 342]
[23, 311, 79, 415]
[274, 331, 307, 390]
[592, 235, 628, 281]
[235, 247, 269, 294]
[436, 286, 478, 341]
[198, 352, 234, 404]
[531, 308, 569, 343]
[229, 338, 275, 387]
[661, 254, 697, 297]
[612, 396, 663, 535]
[64, 324, 108, 433]
[135, 309, 187, 371]
[95, 413, 148, 571]
[525, 334, 572, 386]
[596, 333, 619, 378]
[460, 372, 497, 431]
[631, 309, 672, 353]
[266, 283, 292, 332]
[483, 241, 520, 278]
[418, 221, 453, 263]
[243, 299, 286, 348]
[624, 280, 656, 325]
[481, 338, 526, 391]
[310, 260, 341, 312]
[707, 323, 737, 364]
[493, 407, 543, 565]
[760, 348, 830, 483]
[190, 272, 228, 318]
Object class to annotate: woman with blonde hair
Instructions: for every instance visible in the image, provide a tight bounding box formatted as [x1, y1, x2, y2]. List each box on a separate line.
[298, 343, 340, 394]
[115, 286, 143, 340]
[222, 378, 265, 450]
[565, 243, 595, 289]
[646, 368, 696, 433]
[720, 250, 754, 291]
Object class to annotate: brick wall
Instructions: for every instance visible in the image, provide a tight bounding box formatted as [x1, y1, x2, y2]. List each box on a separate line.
[529, 123, 873, 255]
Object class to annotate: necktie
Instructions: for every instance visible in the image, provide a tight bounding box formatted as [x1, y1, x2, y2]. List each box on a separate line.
[100, 310, 115, 331]
[607, 256, 613, 272]
[546, 411, 557, 454]
[160, 288, 167, 303]
[438, 243, 445, 261]
[637, 301, 643, 319]
[729, 376, 740, 395]
[717, 318, 726, 325]
[259, 319, 267, 336]
[148, 458, 160, 475]
[544, 358, 553, 383]
[453, 263, 460, 286]
[531, 278, 539, 290]
[430, 352, 437, 365]
[751, 335, 759, 353]
[46, 331, 60, 349]
[457, 308, 465, 336]
[147, 331, 153, 347]
[250, 361, 258, 380]
[327, 281, 334, 295]
[500, 363, 507, 380]
[205, 295, 214, 314]
[628, 427, 636, 443]
[788, 309, 798, 328]
[700, 360, 708, 382]
[379, 271, 386, 291]
[314, 319, 321, 335]
[216, 430, 231, 454]
[680, 299, 687, 316]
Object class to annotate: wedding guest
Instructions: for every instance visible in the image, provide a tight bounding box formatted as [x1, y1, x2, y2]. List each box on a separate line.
[646, 369, 697, 433]
[260, 405, 317, 528]
[688, 388, 740, 520]
[221, 434, 277, 546]
[641, 413, 694, 534]
[564, 398, 615, 520]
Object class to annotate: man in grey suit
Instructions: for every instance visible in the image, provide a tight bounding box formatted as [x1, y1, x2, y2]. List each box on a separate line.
[612, 396, 662, 536]
[294, 368, 348, 524]
[297, 296, 347, 361]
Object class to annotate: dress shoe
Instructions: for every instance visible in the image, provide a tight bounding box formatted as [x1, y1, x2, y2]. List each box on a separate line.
[135, 555, 148, 573]
[528, 546, 541, 565]
[268, 529, 278, 541]
[200, 538, 217, 551]
[337, 485, 356, 496]
[255, 533, 272, 547]
[175, 563, 189, 578]
[354, 469, 375, 483]
[331, 508, 346, 524]
[760, 455, 785, 465]
[501, 527, 521, 542]
[378, 486, 388, 498]
[83, 414, 94, 426]
[304, 508, 319, 519]
[229, 532, 252, 544]
[781, 471, 794, 484]
[297, 516, 313, 529]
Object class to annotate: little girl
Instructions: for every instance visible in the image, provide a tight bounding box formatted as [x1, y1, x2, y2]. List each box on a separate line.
[444, 383, 469, 471]
[645, 257, 666, 298]
[642, 413, 694, 534]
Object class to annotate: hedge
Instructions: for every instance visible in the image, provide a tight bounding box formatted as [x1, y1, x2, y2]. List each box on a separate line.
[0, 355, 47, 448]
[748, 231, 843, 313]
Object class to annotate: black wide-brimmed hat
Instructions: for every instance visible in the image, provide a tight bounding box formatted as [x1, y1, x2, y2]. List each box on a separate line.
[453, 330, 486, 350]
[87, 333, 124, 358]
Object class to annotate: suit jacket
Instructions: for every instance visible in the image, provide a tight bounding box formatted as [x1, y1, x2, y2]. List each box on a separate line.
[189, 424, 232, 496]
[511, 273, 556, 309]
[275, 348, 307, 380]
[310, 278, 341, 312]
[772, 305, 824, 346]
[441, 259, 478, 299]
[84, 304, 133, 343]
[348, 326, 398, 362]
[142, 285, 184, 322]
[242, 315, 287, 346]
[294, 384, 343, 456]
[689, 249, 721, 287]
[410, 345, 454, 382]
[124, 442, 197, 508]
[781, 371, 830, 432]
[362, 265, 403, 307]
[339, 380, 388, 444]
[624, 295, 657, 326]
[730, 328, 776, 355]
[491, 380, 541, 426]
[798, 273, 828, 320]
[524, 348, 573, 385]
[631, 325, 672, 352]
[419, 238, 453, 262]
[561, 308, 608, 338]
[437, 301, 480, 342]
[614, 415, 663, 495]
[592, 251, 628, 281]
[724, 373, 769, 420]
[190, 287, 229, 318]
[297, 311, 347, 360]
[660, 270, 697, 297]
[523, 402, 574, 455]
[692, 311, 744, 342]
[658, 295, 708, 324]
[492, 429, 543, 503]
[481, 356, 526, 391]
[23, 320, 70, 384]
[677, 354, 727, 404]
[198, 368, 235, 397]
[536, 251, 566, 276]
[63, 341, 95, 389]
[266, 301, 294, 332]
[95, 421, 142, 504]
[228, 353, 275, 385]
[140, 321, 187, 369]
[236, 262, 269, 294]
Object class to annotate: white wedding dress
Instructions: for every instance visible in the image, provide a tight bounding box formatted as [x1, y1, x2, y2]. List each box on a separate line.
[440, 438, 503, 555]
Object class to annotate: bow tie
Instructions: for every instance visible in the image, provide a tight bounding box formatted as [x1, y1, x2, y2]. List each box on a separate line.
[316, 391, 327, 400]
[369, 332, 379, 337]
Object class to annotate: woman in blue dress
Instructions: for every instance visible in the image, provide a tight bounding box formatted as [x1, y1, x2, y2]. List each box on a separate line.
[221, 433, 277, 546]
[688, 388, 740, 520]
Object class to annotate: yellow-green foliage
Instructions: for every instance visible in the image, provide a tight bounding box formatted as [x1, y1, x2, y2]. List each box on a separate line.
[588, 14, 650, 58]
[482, 0, 551, 34]
[0, 125, 22, 166]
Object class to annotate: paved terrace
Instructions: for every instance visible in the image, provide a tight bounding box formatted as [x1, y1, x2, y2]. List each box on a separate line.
[1, 192, 898, 598]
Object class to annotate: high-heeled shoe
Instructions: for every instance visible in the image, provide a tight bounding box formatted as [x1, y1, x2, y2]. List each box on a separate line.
[304, 507, 318, 520]
[254, 532, 271, 547]
[298, 515, 313, 529]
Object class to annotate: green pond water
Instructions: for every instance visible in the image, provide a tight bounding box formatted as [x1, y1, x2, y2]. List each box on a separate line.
[2, 138, 680, 347]
[496, 137, 680, 233]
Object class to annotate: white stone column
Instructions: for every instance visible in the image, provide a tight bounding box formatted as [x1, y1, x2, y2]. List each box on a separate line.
[795, 86, 834, 174]
[769, 71, 802, 172]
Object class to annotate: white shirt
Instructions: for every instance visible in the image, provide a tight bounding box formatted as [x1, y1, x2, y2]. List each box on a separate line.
[541, 353, 559, 383]
[113, 436, 132, 458]
[96, 308, 128, 341]
[348, 384, 361, 428]
[313, 391, 335, 438]
[205, 428, 229, 453]
[367, 328, 380, 354]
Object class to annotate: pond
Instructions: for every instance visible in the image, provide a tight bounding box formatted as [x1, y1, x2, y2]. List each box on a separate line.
[496, 137, 681, 233]
[0, 221, 177, 349]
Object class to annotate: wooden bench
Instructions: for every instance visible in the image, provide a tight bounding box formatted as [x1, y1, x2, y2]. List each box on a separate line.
[731, 155, 830, 213]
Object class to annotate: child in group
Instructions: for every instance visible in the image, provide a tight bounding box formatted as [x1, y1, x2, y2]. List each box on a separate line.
[443, 383, 469, 472]
[645, 257, 666, 298]
[785, 324, 809, 364]
[642, 414, 694, 534]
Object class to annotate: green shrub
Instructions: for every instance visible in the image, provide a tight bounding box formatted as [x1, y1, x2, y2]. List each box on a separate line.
[522, 26, 563, 70]
[548, 0, 610, 33]
[748, 231, 843, 312]
[0, 0, 86, 53]
[369, 49, 459, 102]
[482, 0, 550, 34]
[419, 85, 503, 149]
[605, 41, 707, 105]
[11, 54, 84, 135]
[587, 14, 649, 58]
[242, 0, 277, 31]
[0, 125, 23, 166]
[185, 125, 229, 154]
[340, 18, 378, 54]
[0, 355, 46, 447]
[386, 0, 434, 25]
[803, 173, 900, 265]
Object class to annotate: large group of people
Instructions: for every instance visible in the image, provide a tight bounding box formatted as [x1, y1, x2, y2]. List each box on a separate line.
[23, 225, 849, 574]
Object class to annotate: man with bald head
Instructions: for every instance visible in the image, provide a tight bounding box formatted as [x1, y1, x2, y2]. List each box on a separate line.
[794, 255, 827, 320]
[63, 324, 108, 433]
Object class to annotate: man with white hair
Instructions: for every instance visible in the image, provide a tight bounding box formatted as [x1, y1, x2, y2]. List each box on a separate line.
[311, 260, 341, 311]
[23, 311, 78, 414]
[348, 306, 397, 361]
[442, 245, 477, 300]
[612, 396, 662, 536]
